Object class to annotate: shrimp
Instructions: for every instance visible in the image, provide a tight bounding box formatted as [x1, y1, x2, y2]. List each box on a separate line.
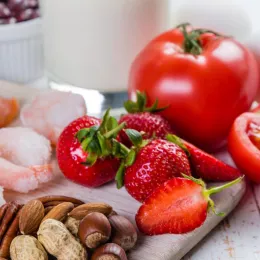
[20, 91, 87, 145]
[0, 127, 53, 193]
[0, 97, 19, 127]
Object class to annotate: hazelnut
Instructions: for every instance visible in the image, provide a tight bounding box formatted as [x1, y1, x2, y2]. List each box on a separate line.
[109, 215, 137, 251]
[78, 212, 111, 249]
[91, 243, 127, 260]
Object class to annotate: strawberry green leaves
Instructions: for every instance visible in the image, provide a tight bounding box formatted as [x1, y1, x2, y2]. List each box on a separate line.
[182, 173, 244, 217]
[76, 109, 145, 188]
[76, 109, 126, 166]
[124, 91, 168, 113]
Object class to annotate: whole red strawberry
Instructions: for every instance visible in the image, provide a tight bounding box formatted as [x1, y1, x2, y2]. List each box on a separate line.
[136, 175, 243, 235]
[166, 134, 242, 181]
[121, 134, 191, 202]
[119, 91, 175, 146]
[57, 111, 124, 187]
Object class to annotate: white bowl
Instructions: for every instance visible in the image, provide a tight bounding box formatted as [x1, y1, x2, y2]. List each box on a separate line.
[0, 18, 43, 83]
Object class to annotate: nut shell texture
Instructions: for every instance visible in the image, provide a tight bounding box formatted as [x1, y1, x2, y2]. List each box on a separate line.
[10, 235, 48, 260]
[78, 212, 111, 249]
[37, 219, 87, 260]
[19, 200, 44, 235]
[109, 215, 137, 251]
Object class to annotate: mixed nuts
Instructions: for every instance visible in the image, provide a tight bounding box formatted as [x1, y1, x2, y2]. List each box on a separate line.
[0, 196, 137, 259]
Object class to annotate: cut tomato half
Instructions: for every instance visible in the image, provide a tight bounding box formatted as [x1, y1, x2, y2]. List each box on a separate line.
[228, 112, 260, 183]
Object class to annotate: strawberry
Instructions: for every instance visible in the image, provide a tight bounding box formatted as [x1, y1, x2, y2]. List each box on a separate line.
[56, 110, 125, 187]
[119, 91, 175, 146]
[117, 131, 191, 202]
[136, 175, 243, 235]
[167, 134, 242, 181]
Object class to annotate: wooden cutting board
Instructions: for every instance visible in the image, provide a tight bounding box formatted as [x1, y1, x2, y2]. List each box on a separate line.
[0, 80, 246, 260]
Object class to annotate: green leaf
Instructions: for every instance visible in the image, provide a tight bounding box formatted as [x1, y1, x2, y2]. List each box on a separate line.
[81, 136, 93, 151]
[125, 129, 143, 147]
[99, 108, 111, 133]
[125, 149, 136, 167]
[107, 116, 118, 134]
[166, 134, 190, 157]
[124, 100, 139, 113]
[115, 162, 126, 189]
[85, 152, 98, 166]
[104, 122, 126, 139]
[89, 125, 99, 137]
[87, 139, 101, 156]
[112, 139, 122, 157]
[136, 91, 146, 112]
[76, 128, 89, 142]
[112, 139, 130, 158]
[124, 91, 168, 113]
[97, 132, 108, 156]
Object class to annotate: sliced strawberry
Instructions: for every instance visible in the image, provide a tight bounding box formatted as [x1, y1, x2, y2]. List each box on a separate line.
[136, 175, 243, 235]
[185, 142, 241, 181]
[167, 134, 241, 181]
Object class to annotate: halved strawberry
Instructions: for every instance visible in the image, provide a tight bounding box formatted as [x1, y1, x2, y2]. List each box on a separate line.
[136, 175, 243, 235]
[167, 134, 242, 181]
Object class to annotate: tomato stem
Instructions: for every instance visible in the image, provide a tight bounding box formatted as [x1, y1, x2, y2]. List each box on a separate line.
[176, 23, 223, 55]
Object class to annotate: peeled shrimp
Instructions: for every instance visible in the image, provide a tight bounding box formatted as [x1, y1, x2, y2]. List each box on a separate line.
[20, 91, 86, 145]
[0, 97, 19, 127]
[0, 127, 53, 193]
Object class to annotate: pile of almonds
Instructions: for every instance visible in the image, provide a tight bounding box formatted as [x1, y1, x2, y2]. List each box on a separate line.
[0, 196, 137, 260]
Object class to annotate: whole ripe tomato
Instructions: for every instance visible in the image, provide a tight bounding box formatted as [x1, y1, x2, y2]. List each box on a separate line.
[128, 23, 259, 151]
[228, 112, 260, 183]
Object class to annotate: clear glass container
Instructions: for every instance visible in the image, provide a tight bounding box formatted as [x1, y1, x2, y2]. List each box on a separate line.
[40, 0, 171, 93]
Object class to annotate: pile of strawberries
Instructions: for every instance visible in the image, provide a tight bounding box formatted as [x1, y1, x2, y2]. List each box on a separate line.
[56, 92, 242, 236]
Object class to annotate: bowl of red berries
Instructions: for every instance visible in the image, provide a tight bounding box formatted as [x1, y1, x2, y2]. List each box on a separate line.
[0, 0, 43, 83]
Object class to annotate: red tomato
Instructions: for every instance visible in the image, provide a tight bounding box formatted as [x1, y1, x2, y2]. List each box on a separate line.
[228, 112, 260, 183]
[128, 24, 259, 151]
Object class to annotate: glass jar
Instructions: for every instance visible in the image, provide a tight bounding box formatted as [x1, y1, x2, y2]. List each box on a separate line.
[41, 0, 171, 93]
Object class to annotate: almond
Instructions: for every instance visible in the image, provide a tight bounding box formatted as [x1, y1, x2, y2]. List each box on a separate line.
[19, 200, 44, 235]
[41, 202, 74, 223]
[68, 203, 113, 220]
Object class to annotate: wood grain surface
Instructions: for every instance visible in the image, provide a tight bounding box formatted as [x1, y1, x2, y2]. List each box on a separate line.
[0, 80, 248, 260]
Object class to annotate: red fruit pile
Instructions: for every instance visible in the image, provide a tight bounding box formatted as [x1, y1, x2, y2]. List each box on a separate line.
[56, 92, 243, 236]
[0, 0, 39, 25]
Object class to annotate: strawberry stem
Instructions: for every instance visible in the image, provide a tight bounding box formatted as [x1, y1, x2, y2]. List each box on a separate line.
[206, 176, 244, 196]
[182, 174, 244, 217]
[124, 91, 168, 114]
[104, 122, 126, 139]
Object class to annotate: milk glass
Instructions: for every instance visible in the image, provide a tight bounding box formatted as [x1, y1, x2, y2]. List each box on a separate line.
[41, 0, 171, 94]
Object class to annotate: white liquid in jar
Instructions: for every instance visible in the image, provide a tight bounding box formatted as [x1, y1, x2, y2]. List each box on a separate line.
[41, 0, 170, 92]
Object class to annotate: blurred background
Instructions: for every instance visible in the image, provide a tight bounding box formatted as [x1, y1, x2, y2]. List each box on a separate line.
[0, 0, 259, 96]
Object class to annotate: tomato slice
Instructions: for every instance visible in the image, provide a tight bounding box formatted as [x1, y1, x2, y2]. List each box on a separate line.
[228, 112, 260, 183]
[248, 121, 260, 149]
